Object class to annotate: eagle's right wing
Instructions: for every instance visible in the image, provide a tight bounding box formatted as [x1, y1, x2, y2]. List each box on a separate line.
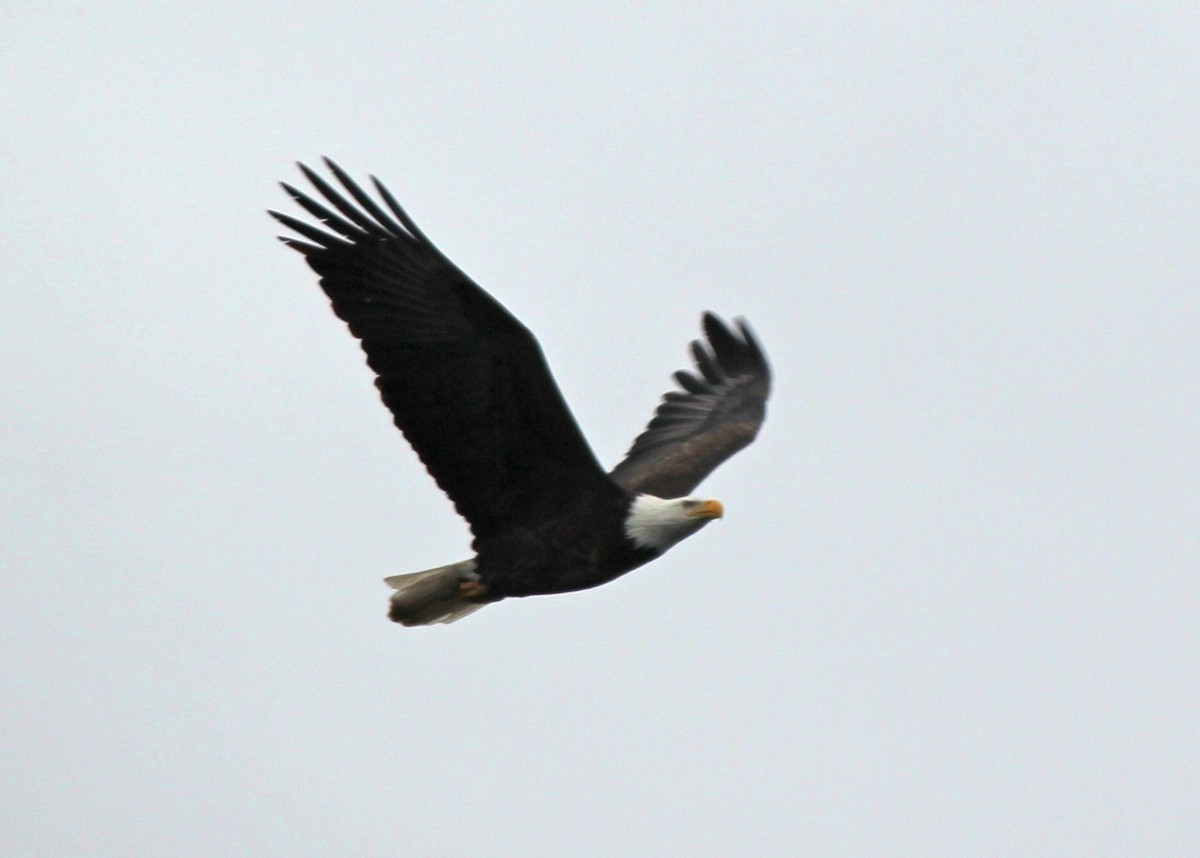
[609, 313, 771, 498]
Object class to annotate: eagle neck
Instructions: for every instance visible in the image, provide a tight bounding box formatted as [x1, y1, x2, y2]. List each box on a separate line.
[623, 494, 693, 553]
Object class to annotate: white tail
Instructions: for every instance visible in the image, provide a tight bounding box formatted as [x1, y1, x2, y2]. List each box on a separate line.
[384, 559, 487, 626]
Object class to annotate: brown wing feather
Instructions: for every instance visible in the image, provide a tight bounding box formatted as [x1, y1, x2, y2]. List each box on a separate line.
[609, 313, 771, 498]
[270, 160, 616, 539]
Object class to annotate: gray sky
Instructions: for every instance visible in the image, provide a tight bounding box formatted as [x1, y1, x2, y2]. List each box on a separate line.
[3, 3, 1197, 855]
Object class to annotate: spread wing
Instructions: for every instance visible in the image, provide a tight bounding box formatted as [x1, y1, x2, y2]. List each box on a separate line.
[270, 159, 617, 540]
[609, 313, 771, 498]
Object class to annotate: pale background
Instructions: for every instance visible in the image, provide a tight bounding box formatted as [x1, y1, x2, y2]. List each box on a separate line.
[3, 3, 1197, 856]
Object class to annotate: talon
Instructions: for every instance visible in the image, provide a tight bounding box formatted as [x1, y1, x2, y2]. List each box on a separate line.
[458, 580, 489, 600]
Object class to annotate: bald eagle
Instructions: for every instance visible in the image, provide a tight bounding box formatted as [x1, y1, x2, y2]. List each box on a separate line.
[270, 160, 771, 625]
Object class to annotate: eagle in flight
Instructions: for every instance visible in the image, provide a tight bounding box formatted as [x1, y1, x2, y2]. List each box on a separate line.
[270, 160, 771, 625]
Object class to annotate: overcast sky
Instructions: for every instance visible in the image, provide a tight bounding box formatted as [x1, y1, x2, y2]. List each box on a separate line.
[3, 3, 1197, 856]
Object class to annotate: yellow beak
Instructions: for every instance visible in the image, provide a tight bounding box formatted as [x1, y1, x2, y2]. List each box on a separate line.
[687, 499, 724, 520]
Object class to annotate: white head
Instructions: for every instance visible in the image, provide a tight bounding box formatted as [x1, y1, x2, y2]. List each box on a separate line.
[624, 494, 724, 553]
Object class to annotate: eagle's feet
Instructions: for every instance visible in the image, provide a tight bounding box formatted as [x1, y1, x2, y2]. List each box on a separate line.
[458, 580, 489, 601]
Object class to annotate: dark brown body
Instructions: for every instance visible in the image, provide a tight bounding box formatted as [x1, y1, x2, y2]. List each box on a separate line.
[473, 493, 658, 599]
